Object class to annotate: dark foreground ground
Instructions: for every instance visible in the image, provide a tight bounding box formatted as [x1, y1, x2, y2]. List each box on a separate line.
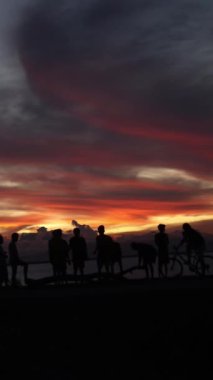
[0, 277, 213, 379]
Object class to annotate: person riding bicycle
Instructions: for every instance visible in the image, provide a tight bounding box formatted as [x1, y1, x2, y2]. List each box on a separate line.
[176, 223, 206, 265]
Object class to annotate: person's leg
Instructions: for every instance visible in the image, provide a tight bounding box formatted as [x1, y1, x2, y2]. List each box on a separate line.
[4, 264, 9, 286]
[119, 259, 123, 273]
[111, 261, 114, 275]
[164, 263, 168, 278]
[138, 253, 142, 267]
[144, 264, 149, 279]
[97, 256, 103, 277]
[57, 267, 63, 284]
[79, 265, 84, 283]
[52, 265, 57, 283]
[73, 262, 77, 277]
[158, 261, 162, 278]
[63, 265, 67, 284]
[0, 268, 3, 287]
[105, 259, 110, 274]
[53, 266, 59, 284]
[150, 264, 154, 279]
[75, 264, 82, 283]
[159, 262, 165, 278]
[23, 263, 28, 284]
[196, 248, 205, 274]
[0, 265, 8, 286]
[56, 266, 63, 285]
[11, 264, 17, 285]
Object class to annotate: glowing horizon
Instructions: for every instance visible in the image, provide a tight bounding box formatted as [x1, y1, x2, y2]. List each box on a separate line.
[3, 211, 213, 237]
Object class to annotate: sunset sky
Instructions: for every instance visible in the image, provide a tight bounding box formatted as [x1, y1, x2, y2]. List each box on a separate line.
[0, 0, 213, 235]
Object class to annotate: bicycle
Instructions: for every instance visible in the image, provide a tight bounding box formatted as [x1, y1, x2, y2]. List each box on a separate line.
[173, 247, 213, 277]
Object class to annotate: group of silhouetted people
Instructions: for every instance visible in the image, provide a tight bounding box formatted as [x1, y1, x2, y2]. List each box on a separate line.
[131, 223, 206, 279]
[137, 223, 205, 278]
[47, 222, 206, 282]
[0, 222, 206, 286]
[0, 233, 28, 287]
[48, 225, 123, 282]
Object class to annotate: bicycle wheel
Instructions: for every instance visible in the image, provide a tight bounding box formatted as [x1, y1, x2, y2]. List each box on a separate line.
[195, 255, 213, 277]
[167, 258, 183, 278]
[159, 258, 183, 278]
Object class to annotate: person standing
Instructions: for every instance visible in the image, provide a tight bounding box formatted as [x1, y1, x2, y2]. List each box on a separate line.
[94, 225, 114, 275]
[48, 229, 69, 282]
[9, 233, 28, 286]
[155, 224, 169, 278]
[0, 235, 8, 287]
[111, 241, 123, 274]
[69, 228, 88, 279]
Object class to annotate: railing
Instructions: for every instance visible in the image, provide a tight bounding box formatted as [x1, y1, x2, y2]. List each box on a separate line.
[16, 253, 139, 265]
[4, 251, 213, 288]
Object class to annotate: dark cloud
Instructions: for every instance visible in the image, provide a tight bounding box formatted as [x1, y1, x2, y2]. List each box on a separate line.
[17, 0, 213, 127]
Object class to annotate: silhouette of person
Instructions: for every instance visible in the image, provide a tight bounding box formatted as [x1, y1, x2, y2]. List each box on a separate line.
[111, 241, 123, 274]
[69, 228, 88, 279]
[131, 242, 156, 279]
[155, 224, 169, 278]
[49, 229, 69, 282]
[9, 233, 28, 286]
[0, 235, 8, 287]
[94, 225, 114, 275]
[176, 223, 206, 265]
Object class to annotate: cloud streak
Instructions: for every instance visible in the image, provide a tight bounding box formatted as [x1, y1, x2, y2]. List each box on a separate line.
[0, 0, 212, 233]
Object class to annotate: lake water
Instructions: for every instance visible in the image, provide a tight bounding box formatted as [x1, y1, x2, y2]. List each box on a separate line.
[7, 253, 212, 284]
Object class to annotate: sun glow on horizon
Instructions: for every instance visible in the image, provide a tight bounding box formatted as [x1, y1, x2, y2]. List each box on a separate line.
[13, 213, 213, 236]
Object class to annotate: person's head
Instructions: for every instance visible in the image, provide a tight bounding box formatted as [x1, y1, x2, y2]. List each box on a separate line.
[52, 229, 62, 238]
[73, 227, 80, 237]
[182, 223, 191, 232]
[11, 233, 19, 242]
[98, 225, 105, 235]
[0, 235, 4, 245]
[158, 224, 166, 233]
